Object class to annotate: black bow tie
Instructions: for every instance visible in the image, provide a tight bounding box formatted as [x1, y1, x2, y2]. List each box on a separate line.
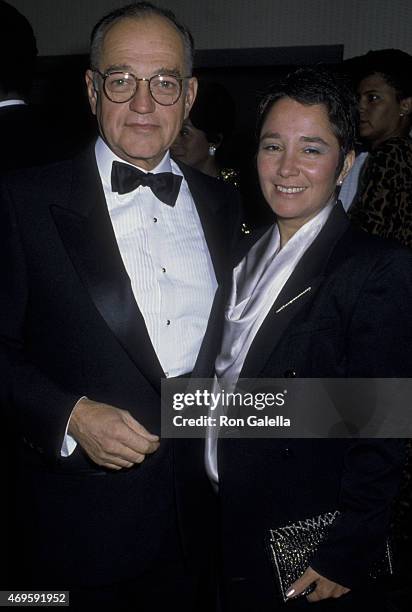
[111, 161, 182, 207]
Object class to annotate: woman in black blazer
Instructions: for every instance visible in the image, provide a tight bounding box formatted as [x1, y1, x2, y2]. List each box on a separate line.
[211, 69, 412, 611]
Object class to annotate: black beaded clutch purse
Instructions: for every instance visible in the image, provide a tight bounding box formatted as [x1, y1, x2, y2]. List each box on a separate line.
[267, 511, 393, 602]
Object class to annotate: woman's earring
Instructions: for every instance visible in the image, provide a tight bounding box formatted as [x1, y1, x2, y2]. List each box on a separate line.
[208, 144, 217, 157]
[400, 112, 405, 117]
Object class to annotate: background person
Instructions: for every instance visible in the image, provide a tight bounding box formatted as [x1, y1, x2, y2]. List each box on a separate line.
[0, 0, 55, 585]
[208, 68, 412, 611]
[172, 80, 240, 187]
[0, 0, 74, 169]
[348, 49, 412, 248]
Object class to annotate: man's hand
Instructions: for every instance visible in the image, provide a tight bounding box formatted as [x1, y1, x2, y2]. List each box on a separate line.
[68, 398, 160, 470]
[286, 566, 350, 602]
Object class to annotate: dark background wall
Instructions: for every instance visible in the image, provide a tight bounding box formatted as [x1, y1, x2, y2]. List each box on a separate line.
[6, 0, 412, 58]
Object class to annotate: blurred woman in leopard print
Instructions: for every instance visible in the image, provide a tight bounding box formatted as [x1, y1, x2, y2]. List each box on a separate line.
[349, 49, 412, 248]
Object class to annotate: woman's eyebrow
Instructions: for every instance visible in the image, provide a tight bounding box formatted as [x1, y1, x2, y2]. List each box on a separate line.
[300, 136, 330, 146]
[259, 131, 281, 141]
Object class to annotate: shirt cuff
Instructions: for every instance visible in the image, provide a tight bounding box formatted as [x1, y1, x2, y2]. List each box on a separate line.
[60, 396, 87, 457]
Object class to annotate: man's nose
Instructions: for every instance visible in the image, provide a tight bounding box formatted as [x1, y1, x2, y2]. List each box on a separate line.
[129, 80, 156, 113]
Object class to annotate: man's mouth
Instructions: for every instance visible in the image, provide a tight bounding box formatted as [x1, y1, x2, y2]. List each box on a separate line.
[126, 122, 157, 130]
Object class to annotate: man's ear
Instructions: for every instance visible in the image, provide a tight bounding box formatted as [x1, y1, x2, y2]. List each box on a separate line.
[183, 76, 198, 120]
[85, 69, 98, 116]
[337, 150, 355, 185]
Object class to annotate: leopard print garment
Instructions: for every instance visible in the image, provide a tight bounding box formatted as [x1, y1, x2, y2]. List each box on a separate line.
[349, 137, 412, 248]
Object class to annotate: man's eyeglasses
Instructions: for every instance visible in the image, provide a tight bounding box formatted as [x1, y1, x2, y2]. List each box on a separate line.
[92, 70, 190, 106]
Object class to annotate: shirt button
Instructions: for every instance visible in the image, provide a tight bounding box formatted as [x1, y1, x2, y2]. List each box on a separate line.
[153, 217, 158, 223]
[162, 267, 166, 273]
[166, 319, 171, 326]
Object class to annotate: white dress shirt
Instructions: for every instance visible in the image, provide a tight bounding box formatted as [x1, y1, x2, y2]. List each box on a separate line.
[205, 203, 334, 484]
[62, 137, 217, 456]
[95, 137, 217, 376]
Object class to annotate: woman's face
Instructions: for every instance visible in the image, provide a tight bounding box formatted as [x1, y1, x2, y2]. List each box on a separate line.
[257, 97, 352, 232]
[171, 118, 210, 169]
[358, 73, 405, 146]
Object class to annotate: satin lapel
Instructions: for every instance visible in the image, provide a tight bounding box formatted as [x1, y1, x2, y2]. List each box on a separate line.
[51, 148, 164, 391]
[192, 283, 227, 377]
[241, 203, 350, 378]
[179, 163, 230, 284]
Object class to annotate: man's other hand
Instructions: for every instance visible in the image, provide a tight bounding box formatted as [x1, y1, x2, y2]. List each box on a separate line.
[68, 398, 160, 469]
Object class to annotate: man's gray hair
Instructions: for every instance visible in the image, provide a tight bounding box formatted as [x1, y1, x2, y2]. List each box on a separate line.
[90, 2, 194, 76]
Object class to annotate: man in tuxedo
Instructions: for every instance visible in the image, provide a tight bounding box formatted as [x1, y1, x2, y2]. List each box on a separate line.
[0, 2, 239, 609]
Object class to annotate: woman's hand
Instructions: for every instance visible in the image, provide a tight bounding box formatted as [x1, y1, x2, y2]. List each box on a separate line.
[286, 566, 350, 602]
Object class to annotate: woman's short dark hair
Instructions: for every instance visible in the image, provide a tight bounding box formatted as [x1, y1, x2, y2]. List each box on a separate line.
[90, 2, 194, 75]
[352, 49, 412, 100]
[257, 67, 358, 160]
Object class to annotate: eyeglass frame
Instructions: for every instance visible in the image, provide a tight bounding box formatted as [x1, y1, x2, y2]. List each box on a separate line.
[91, 69, 191, 106]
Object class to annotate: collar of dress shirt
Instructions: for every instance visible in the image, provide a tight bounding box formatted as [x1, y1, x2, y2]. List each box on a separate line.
[0, 99, 27, 108]
[95, 136, 178, 192]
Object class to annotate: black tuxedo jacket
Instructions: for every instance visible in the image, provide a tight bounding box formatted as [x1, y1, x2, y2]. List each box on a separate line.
[0, 146, 240, 587]
[218, 203, 412, 610]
